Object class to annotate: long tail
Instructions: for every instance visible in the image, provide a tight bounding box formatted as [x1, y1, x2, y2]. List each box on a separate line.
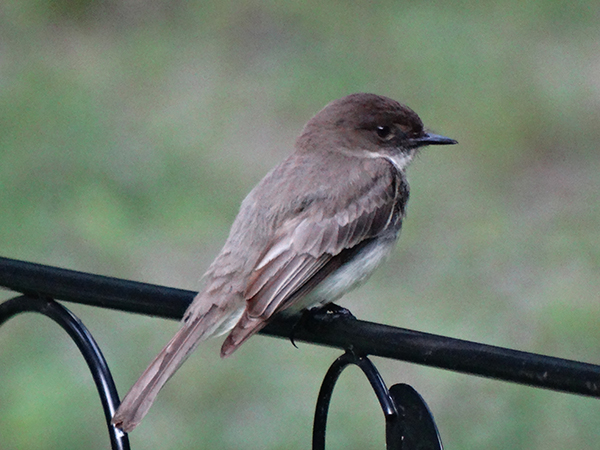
[111, 302, 240, 432]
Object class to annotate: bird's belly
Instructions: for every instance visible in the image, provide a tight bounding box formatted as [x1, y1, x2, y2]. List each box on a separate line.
[289, 236, 397, 313]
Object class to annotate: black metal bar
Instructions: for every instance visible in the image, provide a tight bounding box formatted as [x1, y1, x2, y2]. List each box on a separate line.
[0, 256, 191, 319]
[0, 295, 130, 450]
[265, 314, 600, 399]
[1, 256, 600, 400]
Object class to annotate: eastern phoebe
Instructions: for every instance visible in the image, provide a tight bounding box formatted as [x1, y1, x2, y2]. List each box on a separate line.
[112, 93, 456, 432]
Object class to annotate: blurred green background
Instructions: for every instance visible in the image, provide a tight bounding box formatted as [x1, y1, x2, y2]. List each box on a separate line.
[1, 1, 600, 449]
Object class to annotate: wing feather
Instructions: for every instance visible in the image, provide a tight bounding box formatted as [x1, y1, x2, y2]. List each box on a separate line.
[220, 158, 405, 356]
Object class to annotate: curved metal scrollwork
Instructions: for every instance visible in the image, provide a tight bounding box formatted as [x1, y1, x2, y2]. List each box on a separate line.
[0, 296, 130, 450]
[313, 351, 443, 450]
[0, 294, 441, 450]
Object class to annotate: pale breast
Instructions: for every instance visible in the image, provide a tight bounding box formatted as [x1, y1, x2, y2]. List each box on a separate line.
[282, 233, 399, 313]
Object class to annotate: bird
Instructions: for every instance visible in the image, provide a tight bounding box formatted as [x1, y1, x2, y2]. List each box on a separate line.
[112, 93, 457, 432]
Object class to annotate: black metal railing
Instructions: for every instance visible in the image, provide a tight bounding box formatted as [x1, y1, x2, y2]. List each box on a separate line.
[1, 255, 600, 449]
[0, 295, 130, 450]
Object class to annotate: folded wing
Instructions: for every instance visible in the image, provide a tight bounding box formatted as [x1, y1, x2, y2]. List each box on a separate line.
[220, 159, 403, 356]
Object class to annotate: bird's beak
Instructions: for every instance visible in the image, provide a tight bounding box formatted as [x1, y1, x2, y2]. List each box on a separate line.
[410, 133, 457, 147]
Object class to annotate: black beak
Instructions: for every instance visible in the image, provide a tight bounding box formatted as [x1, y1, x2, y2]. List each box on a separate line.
[410, 133, 457, 147]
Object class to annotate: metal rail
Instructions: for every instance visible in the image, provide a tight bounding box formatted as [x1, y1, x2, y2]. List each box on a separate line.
[1, 255, 600, 448]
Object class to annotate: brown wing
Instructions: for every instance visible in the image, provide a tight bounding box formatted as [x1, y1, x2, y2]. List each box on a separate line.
[220, 158, 403, 356]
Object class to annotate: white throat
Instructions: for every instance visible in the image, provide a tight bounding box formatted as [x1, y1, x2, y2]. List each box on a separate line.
[359, 149, 415, 172]
[336, 147, 414, 172]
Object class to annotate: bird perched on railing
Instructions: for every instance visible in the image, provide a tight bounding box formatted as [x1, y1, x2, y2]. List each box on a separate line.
[112, 92, 456, 432]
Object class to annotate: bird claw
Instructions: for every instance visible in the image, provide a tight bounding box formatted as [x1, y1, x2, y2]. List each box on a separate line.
[288, 303, 356, 347]
[312, 303, 357, 322]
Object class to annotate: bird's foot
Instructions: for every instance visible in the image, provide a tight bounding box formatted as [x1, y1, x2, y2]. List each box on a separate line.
[309, 302, 356, 323]
[289, 303, 356, 348]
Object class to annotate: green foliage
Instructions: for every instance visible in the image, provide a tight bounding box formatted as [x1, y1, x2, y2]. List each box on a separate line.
[1, 1, 599, 449]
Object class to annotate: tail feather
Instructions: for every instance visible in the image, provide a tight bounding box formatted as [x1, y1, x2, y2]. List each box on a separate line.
[112, 303, 238, 432]
[220, 312, 268, 358]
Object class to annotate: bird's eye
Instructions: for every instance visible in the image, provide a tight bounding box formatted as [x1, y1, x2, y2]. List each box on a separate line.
[375, 125, 394, 140]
